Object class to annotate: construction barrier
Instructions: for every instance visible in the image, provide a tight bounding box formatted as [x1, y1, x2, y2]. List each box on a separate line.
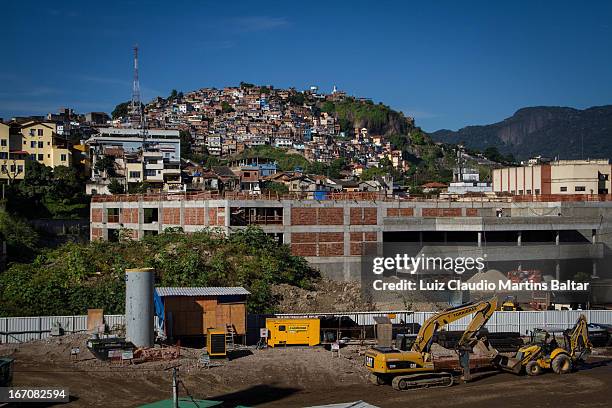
[1, 310, 611, 344]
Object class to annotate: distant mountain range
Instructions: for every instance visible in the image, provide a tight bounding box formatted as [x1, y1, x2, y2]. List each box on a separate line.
[430, 106, 612, 160]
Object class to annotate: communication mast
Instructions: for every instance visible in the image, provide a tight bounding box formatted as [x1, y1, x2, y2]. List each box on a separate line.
[129, 45, 143, 128]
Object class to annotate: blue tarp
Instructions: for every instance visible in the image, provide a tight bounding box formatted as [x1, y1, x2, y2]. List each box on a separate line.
[153, 290, 165, 331]
[313, 190, 329, 200]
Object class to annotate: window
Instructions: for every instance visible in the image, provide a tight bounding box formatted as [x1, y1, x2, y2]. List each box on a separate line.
[0, 153, 6, 159]
[143, 208, 159, 223]
[30, 154, 36, 160]
[510, 190, 515, 194]
[30, 141, 36, 148]
[17, 165, 23, 173]
[37, 141, 43, 148]
[61, 154, 67, 162]
[560, 187, 567, 192]
[107, 208, 120, 223]
[129, 171, 141, 178]
[10, 165, 15, 172]
[575, 186, 586, 192]
[0, 139, 6, 146]
[29, 129, 35, 136]
[278, 325, 286, 332]
[518, 190, 523, 195]
[37, 154, 43, 161]
[535, 189, 540, 195]
[1, 165, 6, 172]
[37, 129, 43, 136]
[145, 169, 156, 177]
[526, 189, 532, 194]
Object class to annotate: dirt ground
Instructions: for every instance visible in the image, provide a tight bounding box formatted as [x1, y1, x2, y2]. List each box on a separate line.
[272, 279, 446, 313]
[2, 335, 611, 407]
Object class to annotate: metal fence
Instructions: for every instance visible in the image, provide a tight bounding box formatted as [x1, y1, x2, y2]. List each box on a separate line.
[0, 315, 125, 344]
[1, 310, 612, 344]
[253, 310, 612, 335]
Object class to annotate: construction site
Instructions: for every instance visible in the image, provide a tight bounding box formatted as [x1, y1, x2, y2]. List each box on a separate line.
[1, 267, 612, 407]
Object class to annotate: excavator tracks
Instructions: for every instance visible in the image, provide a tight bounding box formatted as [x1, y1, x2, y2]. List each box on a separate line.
[391, 372, 454, 391]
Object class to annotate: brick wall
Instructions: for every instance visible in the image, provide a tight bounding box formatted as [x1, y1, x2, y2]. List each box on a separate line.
[318, 208, 344, 225]
[91, 227, 103, 240]
[291, 208, 317, 225]
[91, 208, 103, 223]
[185, 207, 206, 225]
[466, 208, 478, 217]
[350, 207, 377, 225]
[422, 208, 462, 217]
[291, 208, 343, 225]
[387, 208, 414, 217]
[162, 207, 181, 225]
[120, 208, 139, 224]
[290, 231, 344, 257]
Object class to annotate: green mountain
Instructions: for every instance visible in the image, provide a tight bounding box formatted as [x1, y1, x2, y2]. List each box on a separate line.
[430, 106, 612, 160]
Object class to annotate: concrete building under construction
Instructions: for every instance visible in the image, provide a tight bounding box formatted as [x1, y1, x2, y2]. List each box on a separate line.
[90, 192, 612, 305]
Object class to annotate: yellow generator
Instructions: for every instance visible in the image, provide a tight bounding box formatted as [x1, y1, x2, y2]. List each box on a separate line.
[206, 328, 227, 358]
[266, 318, 320, 347]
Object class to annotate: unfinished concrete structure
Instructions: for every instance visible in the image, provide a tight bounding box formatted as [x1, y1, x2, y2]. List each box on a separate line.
[91, 193, 612, 295]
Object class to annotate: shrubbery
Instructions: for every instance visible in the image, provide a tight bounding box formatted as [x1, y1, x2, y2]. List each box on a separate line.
[0, 226, 319, 317]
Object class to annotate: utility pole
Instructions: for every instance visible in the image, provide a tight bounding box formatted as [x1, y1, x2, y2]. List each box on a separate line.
[172, 366, 179, 408]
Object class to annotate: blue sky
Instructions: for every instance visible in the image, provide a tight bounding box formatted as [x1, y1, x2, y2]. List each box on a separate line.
[1, 0, 611, 131]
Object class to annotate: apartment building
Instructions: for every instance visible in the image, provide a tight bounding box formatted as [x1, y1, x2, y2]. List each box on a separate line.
[85, 127, 182, 194]
[493, 159, 612, 195]
[19, 121, 72, 168]
[0, 123, 25, 181]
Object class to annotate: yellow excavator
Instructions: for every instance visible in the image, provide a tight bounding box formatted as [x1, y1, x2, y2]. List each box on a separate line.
[365, 296, 498, 390]
[496, 314, 591, 376]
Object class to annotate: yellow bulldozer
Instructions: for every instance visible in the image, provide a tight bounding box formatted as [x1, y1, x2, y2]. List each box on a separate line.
[495, 314, 591, 376]
[364, 297, 498, 390]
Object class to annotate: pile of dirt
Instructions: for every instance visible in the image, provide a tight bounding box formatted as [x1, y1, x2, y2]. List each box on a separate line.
[272, 279, 374, 313]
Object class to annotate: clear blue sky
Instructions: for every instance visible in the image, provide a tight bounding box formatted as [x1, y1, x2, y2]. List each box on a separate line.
[2, 0, 611, 131]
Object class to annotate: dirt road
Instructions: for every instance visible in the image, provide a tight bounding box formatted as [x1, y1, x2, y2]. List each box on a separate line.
[2, 336, 611, 407]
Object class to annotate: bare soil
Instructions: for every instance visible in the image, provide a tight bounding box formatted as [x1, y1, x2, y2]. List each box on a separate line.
[2, 335, 611, 407]
[272, 279, 446, 313]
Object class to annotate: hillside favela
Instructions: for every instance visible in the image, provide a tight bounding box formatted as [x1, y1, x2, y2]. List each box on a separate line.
[1, 2, 612, 408]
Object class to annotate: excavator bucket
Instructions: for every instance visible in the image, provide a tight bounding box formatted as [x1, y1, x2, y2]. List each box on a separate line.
[493, 354, 523, 374]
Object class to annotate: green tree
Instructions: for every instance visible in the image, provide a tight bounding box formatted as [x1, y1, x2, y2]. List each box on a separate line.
[179, 130, 192, 159]
[0, 210, 39, 263]
[108, 178, 125, 195]
[262, 181, 289, 195]
[221, 101, 235, 113]
[111, 101, 130, 119]
[94, 156, 117, 177]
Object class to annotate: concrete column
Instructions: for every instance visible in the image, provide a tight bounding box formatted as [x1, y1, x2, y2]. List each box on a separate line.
[224, 202, 230, 228]
[477, 232, 482, 248]
[517, 231, 522, 247]
[555, 261, 560, 281]
[555, 231, 560, 246]
[592, 260, 598, 279]
[592, 229, 597, 244]
[343, 205, 350, 257]
[282, 202, 291, 244]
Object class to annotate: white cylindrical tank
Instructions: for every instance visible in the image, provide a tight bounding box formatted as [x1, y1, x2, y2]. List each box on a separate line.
[125, 268, 154, 347]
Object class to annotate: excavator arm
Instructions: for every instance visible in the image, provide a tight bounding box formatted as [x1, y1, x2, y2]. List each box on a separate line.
[566, 314, 591, 359]
[412, 296, 498, 354]
[457, 297, 498, 348]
